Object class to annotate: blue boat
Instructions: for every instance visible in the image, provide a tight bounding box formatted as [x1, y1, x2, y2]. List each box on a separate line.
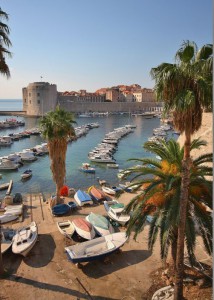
[74, 189, 93, 207]
[52, 203, 70, 216]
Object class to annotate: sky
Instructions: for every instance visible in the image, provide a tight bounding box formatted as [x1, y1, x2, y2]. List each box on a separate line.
[0, 0, 212, 99]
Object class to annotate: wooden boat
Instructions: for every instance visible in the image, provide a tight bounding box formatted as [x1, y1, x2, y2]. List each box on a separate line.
[12, 221, 38, 257]
[57, 220, 75, 239]
[65, 232, 128, 264]
[79, 163, 95, 173]
[1, 227, 16, 254]
[72, 218, 96, 240]
[0, 213, 19, 224]
[101, 185, 116, 196]
[104, 200, 130, 226]
[21, 169, 32, 179]
[86, 212, 114, 236]
[88, 186, 106, 202]
[52, 203, 70, 216]
[74, 189, 93, 206]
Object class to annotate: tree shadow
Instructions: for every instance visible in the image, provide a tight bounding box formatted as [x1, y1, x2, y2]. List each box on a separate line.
[5, 274, 118, 300]
[80, 249, 152, 279]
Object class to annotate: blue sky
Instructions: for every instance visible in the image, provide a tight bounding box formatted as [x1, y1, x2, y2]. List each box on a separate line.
[0, 0, 212, 98]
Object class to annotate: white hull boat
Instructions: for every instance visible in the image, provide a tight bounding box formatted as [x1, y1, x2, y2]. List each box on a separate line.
[104, 200, 130, 226]
[65, 232, 128, 263]
[86, 212, 114, 236]
[72, 218, 96, 240]
[101, 186, 116, 195]
[21, 169, 32, 179]
[12, 221, 38, 257]
[0, 213, 19, 224]
[4, 204, 23, 216]
[1, 228, 16, 254]
[57, 220, 75, 239]
[74, 189, 93, 206]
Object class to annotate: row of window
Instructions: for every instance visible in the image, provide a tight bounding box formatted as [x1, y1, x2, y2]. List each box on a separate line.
[24, 99, 40, 104]
[28, 92, 40, 97]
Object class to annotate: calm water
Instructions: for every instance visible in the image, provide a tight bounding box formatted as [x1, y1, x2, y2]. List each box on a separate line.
[0, 99, 22, 111]
[0, 101, 176, 198]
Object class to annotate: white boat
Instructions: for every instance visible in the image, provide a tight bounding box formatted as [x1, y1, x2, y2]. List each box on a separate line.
[19, 151, 37, 162]
[107, 163, 119, 169]
[74, 189, 93, 206]
[72, 218, 96, 240]
[101, 185, 116, 195]
[65, 232, 128, 264]
[0, 213, 19, 224]
[104, 200, 130, 226]
[1, 228, 16, 254]
[21, 169, 32, 179]
[86, 212, 114, 236]
[56, 220, 75, 239]
[12, 221, 38, 257]
[4, 204, 23, 216]
[0, 159, 19, 170]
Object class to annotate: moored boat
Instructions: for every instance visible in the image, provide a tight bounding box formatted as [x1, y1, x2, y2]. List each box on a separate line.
[104, 200, 130, 226]
[21, 169, 32, 179]
[12, 221, 38, 257]
[79, 163, 95, 173]
[72, 218, 96, 240]
[65, 231, 127, 263]
[57, 220, 75, 239]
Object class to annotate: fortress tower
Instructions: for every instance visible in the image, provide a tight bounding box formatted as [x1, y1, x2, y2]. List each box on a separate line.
[22, 82, 58, 116]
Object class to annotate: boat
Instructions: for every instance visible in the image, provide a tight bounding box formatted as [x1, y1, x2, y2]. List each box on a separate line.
[104, 200, 130, 226]
[56, 220, 75, 239]
[72, 218, 96, 240]
[12, 221, 38, 257]
[74, 189, 93, 206]
[101, 185, 116, 196]
[52, 203, 70, 216]
[4, 204, 23, 216]
[107, 163, 119, 169]
[0, 159, 19, 170]
[0, 201, 6, 212]
[88, 186, 106, 202]
[0, 182, 10, 190]
[86, 212, 114, 236]
[79, 163, 95, 173]
[21, 169, 32, 179]
[0, 213, 19, 224]
[67, 201, 78, 211]
[1, 227, 16, 254]
[65, 232, 127, 264]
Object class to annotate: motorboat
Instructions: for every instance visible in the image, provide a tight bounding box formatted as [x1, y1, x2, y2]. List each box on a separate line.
[74, 189, 93, 206]
[104, 200, 130, 226]
[0, 182, 10, 191]
[107, 163, 119, 169]
[88, 186, 106, 202]
[65, 232, 127, 264]
[19, 151, 37, 162]
[21, 169, 32, 179]
[12, 221, 38, 257]
[57, 220, 75, 239]
[86, 212, 114, 236]
[0, 159, 19, 170]
[101, 185, 116, 196]
[79, 163, 95, 173]
[72, 218, 96, 240]
[1, 227, 16, 254]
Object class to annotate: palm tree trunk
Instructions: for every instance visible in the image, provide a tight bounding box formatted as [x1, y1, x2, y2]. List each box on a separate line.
[171, 229, 178, 270]
[0, 222, 4, 276]
[174, 132, 191, 300]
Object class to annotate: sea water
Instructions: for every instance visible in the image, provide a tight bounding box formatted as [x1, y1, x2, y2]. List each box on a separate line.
[0, 102, 175, 198]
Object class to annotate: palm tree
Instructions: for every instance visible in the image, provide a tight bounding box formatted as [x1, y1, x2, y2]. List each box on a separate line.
[0, 7, 12, 77]
[150, 41, 213, 299]
[40, 106, 76, 203]
[123, 138, 212, 272]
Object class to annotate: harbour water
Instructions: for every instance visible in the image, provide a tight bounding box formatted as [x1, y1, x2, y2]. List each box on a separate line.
[0, 100, 176, 198]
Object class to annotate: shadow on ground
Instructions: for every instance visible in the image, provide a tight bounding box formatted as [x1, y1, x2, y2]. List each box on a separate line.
[80, 249, 152, 278]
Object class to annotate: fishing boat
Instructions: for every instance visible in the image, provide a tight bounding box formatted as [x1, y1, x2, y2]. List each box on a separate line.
[74, 189, 93, 206]
[52, 203, 70, 216]
[101, 185, 116, 196]
[4, 204, 23, 216]
[1, 228, 16, 254]
[79, 163, 95, 173]
[12, 221, 38, 257]
[21, 169, 32, 179]
[56, 220, 75, 239]
[72, 218, 96, 240]
[104, 200, 130, 226]
[88, 186, 106, 202]
[0, 213, 19, 224]
[0, 159, 19, 170]
[65, 231, 128, 264]
[0, 182, 10, 191]
[86, 212, 114, 236]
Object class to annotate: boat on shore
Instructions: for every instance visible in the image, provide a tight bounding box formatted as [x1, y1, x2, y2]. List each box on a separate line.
[0, 213, 19, 224]
[57, 220, 75, 239]
[104, 200, 130, 226]
[86, 212, 114, 236]
[88, 186, 106, 202]
[12, 221, 38, 257]
[74, 189, 93, 206]
[72, 218, 96, 240]
[52, 203, 70, 216]
[101, 185, 116, 196]
[65, 231, 128, 263]
[1, 227, 16, 254]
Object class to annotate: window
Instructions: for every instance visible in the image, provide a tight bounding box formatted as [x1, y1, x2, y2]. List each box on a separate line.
[29, 100, 31, 104]
[37, 92, 40, 96]
[29, 93, 31, 97]
[37, 100, 40, 104]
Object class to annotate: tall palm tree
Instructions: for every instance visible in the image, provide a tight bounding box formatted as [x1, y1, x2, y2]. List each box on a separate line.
[150, 41, 213, 299]
[40, 106, 76, 203]
[0, 7, 12, 77]
[123, 138, 212, 270]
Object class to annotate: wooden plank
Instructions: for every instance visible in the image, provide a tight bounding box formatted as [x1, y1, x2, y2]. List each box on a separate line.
[6, 180, 13, 195]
